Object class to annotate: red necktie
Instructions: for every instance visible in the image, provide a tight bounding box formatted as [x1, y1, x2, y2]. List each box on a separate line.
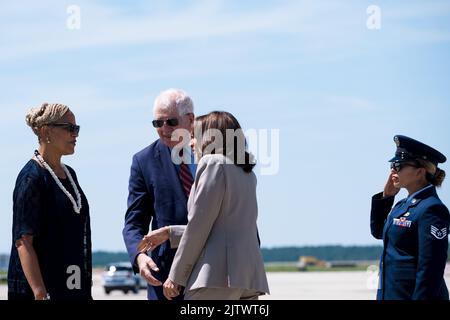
[179, 160, 194, 198]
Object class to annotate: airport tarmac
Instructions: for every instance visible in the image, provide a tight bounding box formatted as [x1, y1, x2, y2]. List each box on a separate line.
[2, 267, 449, 300]
[91, 270, 379, 300]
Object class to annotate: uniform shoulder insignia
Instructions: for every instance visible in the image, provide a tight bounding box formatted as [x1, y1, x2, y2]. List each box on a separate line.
[430, 225, 448, 239]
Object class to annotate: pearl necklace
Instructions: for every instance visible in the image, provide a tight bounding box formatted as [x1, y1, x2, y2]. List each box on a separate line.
[34, 150, 82, 214]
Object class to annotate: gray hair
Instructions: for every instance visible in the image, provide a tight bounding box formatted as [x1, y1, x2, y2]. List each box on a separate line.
[153, 88, 194, 117]
[25, 102, 69, 137]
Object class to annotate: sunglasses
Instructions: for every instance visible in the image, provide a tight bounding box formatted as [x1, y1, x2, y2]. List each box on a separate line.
[152, 118, 179, 128]
[47, 123, 80, 134]
[390, 161, 420, 172]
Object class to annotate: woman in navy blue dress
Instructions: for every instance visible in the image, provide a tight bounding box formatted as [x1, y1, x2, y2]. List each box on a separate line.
[8, 103, 92, 300]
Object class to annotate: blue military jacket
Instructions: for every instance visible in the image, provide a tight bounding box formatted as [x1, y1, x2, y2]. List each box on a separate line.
[371, 185, 449, 300]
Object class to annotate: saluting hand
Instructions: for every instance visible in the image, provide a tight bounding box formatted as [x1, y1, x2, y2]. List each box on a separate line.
[383, 172, 400, 198]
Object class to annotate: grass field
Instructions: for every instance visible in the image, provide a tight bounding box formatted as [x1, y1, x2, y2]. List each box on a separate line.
[0, 271, 7, 285]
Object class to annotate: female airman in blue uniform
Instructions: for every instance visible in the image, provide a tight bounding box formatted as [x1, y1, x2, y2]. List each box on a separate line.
[371, 135, 449, 300]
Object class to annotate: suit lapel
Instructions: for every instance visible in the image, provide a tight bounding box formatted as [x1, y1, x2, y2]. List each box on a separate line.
[382, 186, 437, 237]
[382, 199, 408, 237]
[155, 140, 186, 205]
[392, 201, 412, 219]
[392, 186, 436, 219]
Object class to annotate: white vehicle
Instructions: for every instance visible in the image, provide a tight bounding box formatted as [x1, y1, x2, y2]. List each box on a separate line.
[102, 262, 146, 294]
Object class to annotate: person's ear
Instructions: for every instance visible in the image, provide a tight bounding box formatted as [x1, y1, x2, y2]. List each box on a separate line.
[187, 113, 194, 124]
[417, 167, 426, 179]
[38, 126, 51, 143]
[187, 113, 195, 130]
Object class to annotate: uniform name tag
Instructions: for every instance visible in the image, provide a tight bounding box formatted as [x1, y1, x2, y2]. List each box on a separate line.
[393, 217, 412, 228]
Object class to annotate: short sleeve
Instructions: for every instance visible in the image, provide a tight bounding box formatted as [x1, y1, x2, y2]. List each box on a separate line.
[12, 172, 45, 241]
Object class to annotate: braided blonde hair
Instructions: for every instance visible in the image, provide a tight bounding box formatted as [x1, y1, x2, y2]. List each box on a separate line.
[25, 103, 69, 141]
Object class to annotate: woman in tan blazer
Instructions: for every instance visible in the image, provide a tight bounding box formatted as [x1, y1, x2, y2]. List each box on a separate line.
[138, 111, 269, 300]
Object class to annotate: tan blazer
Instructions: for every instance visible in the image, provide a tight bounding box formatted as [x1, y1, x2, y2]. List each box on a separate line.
[168, 154, 269, 294]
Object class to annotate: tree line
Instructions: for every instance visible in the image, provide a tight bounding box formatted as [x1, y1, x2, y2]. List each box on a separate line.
[92, 245, 450, 266]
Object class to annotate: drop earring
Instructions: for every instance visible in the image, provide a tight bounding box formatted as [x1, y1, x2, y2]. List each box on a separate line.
[46, 137, 51, 144]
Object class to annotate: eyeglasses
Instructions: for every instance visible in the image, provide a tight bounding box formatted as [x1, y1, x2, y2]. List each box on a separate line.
[47, 123, 80, 134]
[390, 161, 420, 172]
[152, 118, 179, 128]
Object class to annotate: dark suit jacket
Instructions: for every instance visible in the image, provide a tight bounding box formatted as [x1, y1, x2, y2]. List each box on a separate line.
[371, 186, 449, 300]
[122, 139, 188, 300]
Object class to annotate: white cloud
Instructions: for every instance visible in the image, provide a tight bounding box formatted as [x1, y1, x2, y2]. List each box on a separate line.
[0, 0, 360, 61]
[2, 1, 448, 64]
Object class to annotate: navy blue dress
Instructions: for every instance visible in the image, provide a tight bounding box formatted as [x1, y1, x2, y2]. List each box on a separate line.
[8, 159, 92, 300]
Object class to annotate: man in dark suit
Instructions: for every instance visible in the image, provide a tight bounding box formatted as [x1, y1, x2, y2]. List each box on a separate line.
[122, 88, 196, 300]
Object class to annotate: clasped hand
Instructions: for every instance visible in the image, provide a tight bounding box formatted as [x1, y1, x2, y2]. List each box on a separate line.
[136, 226, 182, 298]
[137, 226, 170, 253]
[163, 279, 181, 300]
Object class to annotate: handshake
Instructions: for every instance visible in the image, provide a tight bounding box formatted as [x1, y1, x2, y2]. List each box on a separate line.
[136, 226, 182, 300]
[137, 226, 170, 253]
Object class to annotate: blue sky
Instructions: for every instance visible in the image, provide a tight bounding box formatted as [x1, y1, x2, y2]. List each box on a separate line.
[1, 0, 450, 253]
